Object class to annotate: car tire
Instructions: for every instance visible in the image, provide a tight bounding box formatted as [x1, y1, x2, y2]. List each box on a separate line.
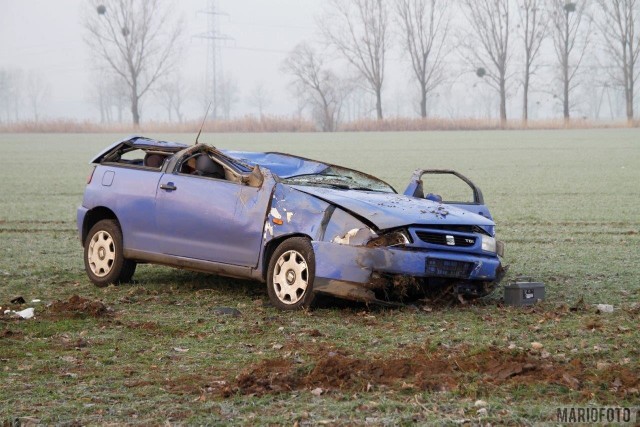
[84, 219, 136, 287]
[267, 237, 316, 310]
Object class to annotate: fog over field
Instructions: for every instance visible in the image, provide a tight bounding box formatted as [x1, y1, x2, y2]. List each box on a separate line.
[1, 0, 638, 126]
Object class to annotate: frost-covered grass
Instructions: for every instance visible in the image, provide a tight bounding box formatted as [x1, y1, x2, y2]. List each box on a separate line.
[0, 130, 638, 425]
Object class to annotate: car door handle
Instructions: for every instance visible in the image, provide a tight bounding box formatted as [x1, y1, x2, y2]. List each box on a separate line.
[160, 182, 177, 191]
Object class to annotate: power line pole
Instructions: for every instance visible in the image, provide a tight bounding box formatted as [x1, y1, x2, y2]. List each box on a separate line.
[196, 0, 232, 120]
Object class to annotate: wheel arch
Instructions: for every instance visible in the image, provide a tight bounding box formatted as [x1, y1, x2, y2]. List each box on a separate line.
[261, 233, 312, 281]
[82, 206, 120, 246]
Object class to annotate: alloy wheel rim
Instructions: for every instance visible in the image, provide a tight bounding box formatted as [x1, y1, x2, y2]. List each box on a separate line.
[88, 230, 116, 277]
[273, 250, 308, 305]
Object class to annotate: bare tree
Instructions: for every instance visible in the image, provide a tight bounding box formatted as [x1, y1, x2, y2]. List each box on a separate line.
[156, 74, 186, 123]
[550, 0, 590, 122]
[395, 0, 450, 118]
[596, 0, 640, 124]
[517, 0, 549, 123]
[25, 71, 51, 123]
[321, 0, 389, 120]
[84, 0, 183, 125]
[0, 68, 24, 122]
[248, 83, 271, 119]
[461, 0, 513, 127]
[282, 43, 349, 131]
[217, 77, 239, 120]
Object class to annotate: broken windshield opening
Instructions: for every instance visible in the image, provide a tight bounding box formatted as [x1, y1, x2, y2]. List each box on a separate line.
[283, 166, 396, 193]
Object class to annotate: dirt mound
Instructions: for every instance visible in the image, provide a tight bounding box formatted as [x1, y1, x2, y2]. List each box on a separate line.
[229, 346, 639, 398]
[0, 329, 23, 339]
[48, 295, 111, 318]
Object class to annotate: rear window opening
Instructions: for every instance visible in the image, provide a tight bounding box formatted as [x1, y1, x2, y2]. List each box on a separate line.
[103, 146, 170, 170]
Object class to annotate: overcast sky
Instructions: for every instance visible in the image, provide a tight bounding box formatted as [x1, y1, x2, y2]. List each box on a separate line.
[0, 1, 629, 123]
[0, 0, 325, 121]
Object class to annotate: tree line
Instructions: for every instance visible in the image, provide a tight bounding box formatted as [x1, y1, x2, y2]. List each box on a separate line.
[286, 0, 639, 130]
[3, 0, 638, 130]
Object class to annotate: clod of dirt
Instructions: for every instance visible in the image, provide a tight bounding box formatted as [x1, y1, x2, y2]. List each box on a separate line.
[48, 295, 111, 318]
[570, 296, 587, 312]
[1, 329, 22, 339]
[126, 321, 160, 331]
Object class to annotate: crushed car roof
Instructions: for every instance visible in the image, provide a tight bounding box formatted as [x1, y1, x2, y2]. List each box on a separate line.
[90, 136, 189, 164]
[221, 150, 329, 178]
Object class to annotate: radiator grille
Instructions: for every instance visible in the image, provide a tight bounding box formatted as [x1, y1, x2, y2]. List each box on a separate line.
[415, 231, 476, 247]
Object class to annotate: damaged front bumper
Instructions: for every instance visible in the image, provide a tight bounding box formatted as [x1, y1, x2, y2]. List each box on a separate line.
[312, 241, 504, 304]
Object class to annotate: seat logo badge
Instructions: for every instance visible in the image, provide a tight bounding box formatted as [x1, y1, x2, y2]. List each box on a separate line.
[446, 235, 455, 246]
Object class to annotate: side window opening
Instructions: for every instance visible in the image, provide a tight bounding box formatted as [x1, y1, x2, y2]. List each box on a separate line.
[176, 149, 264, 187]
[421, 174, 475, 204]
[104, 146, 169, 170]
[143, 152, 169, 169]
[179, 153, 227, 181]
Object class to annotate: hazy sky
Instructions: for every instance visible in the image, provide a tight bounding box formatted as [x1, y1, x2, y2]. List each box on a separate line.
[0, 1, 628, 123]
[0, 0, 323, 121]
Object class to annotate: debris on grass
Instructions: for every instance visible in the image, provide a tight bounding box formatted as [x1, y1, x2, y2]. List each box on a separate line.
[3, 307, 35, 319]
[10, 296, 26, 304]
[595, 304, 614, 313]
[530, 342, 544, 350]
[47, 295, 111, 318]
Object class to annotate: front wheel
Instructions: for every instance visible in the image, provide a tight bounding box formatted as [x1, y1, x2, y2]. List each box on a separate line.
[267, 237, 316, 310]
[84, 219, 136, 287]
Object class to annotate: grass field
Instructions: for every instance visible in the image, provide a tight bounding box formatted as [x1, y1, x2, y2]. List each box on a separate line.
[0, 130, 638, 425]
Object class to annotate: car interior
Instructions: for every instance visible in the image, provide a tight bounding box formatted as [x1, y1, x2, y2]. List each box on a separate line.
[179, 153, 228, 181]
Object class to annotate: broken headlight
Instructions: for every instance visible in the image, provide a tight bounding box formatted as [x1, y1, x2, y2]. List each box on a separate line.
[481, 235, 496, 253]
[366, 230, 411, 248]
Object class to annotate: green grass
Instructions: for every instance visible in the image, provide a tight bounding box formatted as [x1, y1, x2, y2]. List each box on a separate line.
[0, 130, 638, 425]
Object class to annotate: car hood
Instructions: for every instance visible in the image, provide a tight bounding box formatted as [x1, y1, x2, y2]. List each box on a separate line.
[291, 186, 494, 230]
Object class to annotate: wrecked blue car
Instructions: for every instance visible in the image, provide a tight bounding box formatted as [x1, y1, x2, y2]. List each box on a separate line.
[77, 136, 505, 310]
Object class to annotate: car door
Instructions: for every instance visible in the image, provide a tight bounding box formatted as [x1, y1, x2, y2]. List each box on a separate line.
[403, 169, 493, 219]
[154, 159, 273, 267]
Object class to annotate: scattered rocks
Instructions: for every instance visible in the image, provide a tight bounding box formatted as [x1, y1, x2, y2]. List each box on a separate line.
[474, 400, 488, 407]
[531, 342, 544, 350]
[595, 304, 614, 313]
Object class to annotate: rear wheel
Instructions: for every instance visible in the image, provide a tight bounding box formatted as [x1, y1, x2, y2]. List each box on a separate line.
[267, 237, 316, 310]
[84, 219, 136, 287]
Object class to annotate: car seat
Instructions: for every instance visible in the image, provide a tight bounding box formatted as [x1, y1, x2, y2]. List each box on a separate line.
[195, 154, 225, 179]
[144, 153, 166, 168]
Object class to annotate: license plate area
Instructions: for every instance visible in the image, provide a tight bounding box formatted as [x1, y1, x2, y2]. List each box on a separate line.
[425, 258, 474, 279]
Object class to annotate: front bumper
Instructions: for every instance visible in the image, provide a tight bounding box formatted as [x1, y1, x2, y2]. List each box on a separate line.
[312, 241, 503, 302]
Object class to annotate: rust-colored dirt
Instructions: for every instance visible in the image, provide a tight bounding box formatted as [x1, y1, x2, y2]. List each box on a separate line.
[47, 295, 111, 318]
[228, 345, 639, 398]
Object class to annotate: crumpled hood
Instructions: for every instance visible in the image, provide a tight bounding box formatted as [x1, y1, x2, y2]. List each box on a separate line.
[291, 186, 494, 230]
